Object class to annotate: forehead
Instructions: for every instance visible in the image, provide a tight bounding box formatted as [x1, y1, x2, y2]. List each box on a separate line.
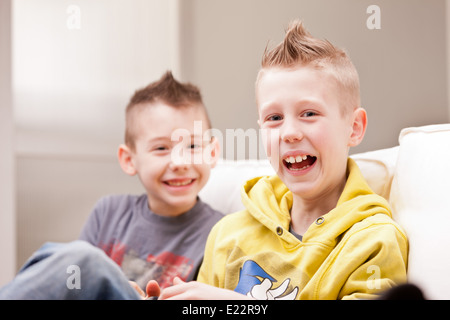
[256, 66, 342, 111]
[132, 102, 210, 139]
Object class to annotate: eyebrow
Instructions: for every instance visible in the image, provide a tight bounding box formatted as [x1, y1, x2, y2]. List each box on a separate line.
[145, 136, 170, 148]
[146, 134, 205, 145]
[260, 98, 326, 112]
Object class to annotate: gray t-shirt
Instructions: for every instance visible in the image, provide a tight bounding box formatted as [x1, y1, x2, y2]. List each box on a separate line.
[79, 194, 223, 290]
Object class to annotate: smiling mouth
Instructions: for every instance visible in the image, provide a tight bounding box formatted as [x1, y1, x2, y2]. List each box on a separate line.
[283, 155, 317, 171]
[164, 179, 195, 187]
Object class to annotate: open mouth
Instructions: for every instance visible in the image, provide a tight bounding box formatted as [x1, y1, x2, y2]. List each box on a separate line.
[164, 179, 195, 187]
[283, 155, 317, 171]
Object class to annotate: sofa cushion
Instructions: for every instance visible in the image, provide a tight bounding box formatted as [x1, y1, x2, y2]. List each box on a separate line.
[200, 146, 399, 215]
[390, 123, 450, 299]
[199, 159, 275, 214]
[351, 147, 399, 201]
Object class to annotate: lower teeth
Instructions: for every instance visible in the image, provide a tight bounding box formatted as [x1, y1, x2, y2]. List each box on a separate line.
[168, 180, 192, 186]
[290, 165, 310, 171]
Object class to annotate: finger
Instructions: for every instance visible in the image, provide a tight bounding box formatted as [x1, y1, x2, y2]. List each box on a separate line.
[159, 281, 192, 300]
[129, 281, 146, 298]
[146, 280, 161, 298]
[172, 277, 185, 285]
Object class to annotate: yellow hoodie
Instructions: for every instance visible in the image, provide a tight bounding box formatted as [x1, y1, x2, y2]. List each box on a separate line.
[198, 159, 408, 300]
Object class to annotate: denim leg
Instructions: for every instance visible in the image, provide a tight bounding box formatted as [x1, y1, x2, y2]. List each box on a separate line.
[0, 240, 142, 300]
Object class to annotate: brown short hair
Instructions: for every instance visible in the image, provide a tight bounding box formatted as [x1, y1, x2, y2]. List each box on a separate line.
[257, 20, 360, 114]
[125, 71, 211, 150]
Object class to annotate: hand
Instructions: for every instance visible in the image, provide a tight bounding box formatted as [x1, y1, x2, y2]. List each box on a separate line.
[158, 277, 252, 300]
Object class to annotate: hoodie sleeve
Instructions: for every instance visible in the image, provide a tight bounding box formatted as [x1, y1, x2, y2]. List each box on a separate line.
[315, 218, 408, 300]
[197, 211, 249, 289]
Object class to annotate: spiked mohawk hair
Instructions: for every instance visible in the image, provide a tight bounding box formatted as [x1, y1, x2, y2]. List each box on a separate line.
[257, 20, 361, 113]
[125, 71, 210, 149]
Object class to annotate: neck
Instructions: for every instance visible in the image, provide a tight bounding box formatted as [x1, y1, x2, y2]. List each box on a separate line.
[148, 197, 198, 218]
[289, 178, 346, 236]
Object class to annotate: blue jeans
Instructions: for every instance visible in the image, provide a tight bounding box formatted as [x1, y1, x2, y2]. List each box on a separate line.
[0, 240, 142, 300]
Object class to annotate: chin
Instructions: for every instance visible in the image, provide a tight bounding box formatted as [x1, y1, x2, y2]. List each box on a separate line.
[169, 195, 198, 208]
[281, 174, 322, 196]
[286, 185, 317, 199]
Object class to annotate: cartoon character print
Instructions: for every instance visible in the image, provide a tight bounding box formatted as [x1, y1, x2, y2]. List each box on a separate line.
[234, 260, 298, 300]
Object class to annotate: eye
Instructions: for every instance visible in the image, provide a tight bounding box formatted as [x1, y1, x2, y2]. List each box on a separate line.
[266, 114, 283, 121]
[152, 145, 170, 153]
[301, 111, 318, 118]
[188, 137, 204, 150]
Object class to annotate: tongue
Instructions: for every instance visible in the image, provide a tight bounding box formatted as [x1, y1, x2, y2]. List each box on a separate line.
[290, 156, 316, 169]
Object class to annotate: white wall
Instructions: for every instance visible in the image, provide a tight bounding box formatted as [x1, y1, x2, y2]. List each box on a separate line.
[14, 0, 179, 157]
[0, 0, 16, 286]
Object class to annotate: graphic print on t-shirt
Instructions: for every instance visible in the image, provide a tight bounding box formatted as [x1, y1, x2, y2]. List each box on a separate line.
[101, 242, 193, 289]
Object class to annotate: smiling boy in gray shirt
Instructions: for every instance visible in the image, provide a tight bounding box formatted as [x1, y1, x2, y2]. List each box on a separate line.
[0, 71, 223, 299]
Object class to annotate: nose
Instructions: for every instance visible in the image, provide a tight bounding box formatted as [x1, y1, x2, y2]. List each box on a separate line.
[280, 119, 303, 143]
[169, 148, 190, 171]
[169, 161, 189, 171]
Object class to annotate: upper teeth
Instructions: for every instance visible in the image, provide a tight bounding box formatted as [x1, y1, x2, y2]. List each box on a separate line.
[167, 179, 193, 186]
[285, 155, 308, 164]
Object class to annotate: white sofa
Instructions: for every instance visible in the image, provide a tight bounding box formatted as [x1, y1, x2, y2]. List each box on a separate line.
[199, 123, 450, 300]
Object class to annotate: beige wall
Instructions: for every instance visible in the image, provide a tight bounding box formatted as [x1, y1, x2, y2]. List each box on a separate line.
[16, 156, 144, 266]
[10, 0, 450, 269]
[448, 0, 450, 120]
[0, 0, 16, 285]
[179, 0, 448, 155]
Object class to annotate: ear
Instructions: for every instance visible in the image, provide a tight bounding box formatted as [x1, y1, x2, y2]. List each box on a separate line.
[348, 108, 367, 147]
[204, 136, 221, 168]
[118, 144, 137, 176]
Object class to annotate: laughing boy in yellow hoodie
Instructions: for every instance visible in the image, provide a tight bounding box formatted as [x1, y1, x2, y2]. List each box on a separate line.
[158, 20, 408, 300]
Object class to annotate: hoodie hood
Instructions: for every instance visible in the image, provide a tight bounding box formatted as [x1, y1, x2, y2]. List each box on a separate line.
[240, 158, 392, 247]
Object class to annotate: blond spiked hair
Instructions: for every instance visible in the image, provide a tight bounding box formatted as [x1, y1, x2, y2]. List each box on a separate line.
[257, 20, 361, 114]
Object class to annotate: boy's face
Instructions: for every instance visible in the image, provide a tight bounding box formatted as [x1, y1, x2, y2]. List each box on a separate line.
[119, 102, 219, 216]
[257, 66, 366, 201]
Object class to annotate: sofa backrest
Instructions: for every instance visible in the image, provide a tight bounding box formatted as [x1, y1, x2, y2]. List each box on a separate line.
[390, 124, 450, 300]
[200, 147, 399, 215]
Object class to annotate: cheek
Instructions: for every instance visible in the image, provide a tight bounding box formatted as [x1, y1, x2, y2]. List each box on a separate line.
[194, 165, 210, 185]
[260, 128, 283, 173]
[261, 128, 280, 158]
[313, 123, 350, 160]
[137, 156, 167, 181]
[311, 127, 330, 149]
